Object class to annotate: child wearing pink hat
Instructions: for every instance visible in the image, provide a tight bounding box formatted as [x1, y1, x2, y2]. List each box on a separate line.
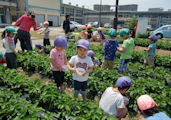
[137, 95, 170, 120]
[99, 76, 132, 119]
[50, 36, 68, 92]
[39, 21, 50, 46]
[81, 25, 87, 39]
[87, 25, 93, 41]
[97, 27, 106, 45]
[144, 35, 158, 69]
[68, 39, 94, 101]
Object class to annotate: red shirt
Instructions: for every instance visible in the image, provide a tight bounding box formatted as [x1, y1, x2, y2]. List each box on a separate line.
[15, 14, 41, 32]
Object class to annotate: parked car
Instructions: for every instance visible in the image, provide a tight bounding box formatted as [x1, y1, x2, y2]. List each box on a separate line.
[92, 21, 98, 27]
[70, 21, 82, 31]
[147, 25, 153, 31]
[104, 23, 112, 28]
[152, 25, 171, 39]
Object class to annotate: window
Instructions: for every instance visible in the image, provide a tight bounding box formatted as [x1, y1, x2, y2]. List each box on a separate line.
[75, 18, 82, 24]
[66, 8, 74, 16]
[61, 7, 64, 14]
[76, 10, 83, 17]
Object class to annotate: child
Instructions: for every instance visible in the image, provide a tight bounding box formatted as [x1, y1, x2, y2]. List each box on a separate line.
[101, 28, 119, 70]
[68, 39, 94, 101]
[50, 36, 68, 92]
[87, 50, 100, 68]
[144, 35, 158, 69]
[97, 27, 106, 45]
[35, 43, 50, 54]
[117, 28, 135, 73]
[2, 26, 17, 69]
[99, 76, 132, 119]
[92, 29, 98, 41]
[40, 21, 50, 46]
[71, 32, 82, 42]
[81, 25, 87, 39]
[137, 95, 170, 120]
[87, 25, 93, 41]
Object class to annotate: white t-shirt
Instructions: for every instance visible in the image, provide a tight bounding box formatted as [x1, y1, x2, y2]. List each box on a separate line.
[69, 55, 94, 82]
[99, 87, 125, 117]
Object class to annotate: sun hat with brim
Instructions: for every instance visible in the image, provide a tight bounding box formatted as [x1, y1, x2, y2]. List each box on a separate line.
[54, 36, 68, 48]
[116, 76, 132, 88]
[120, 28, 130, 37]
[137, 95, 156, 111]
[5, 26, 17, 34]
[77, 39, 89, 50]
[35, 43, 41, 48]
[149, 35, 158, 41]
[87, 50, 95, 57]
[108, 28, 117, 37]
[43, 21, 49, 25]
[82, 25, 86, 30]
[98, 27, 102, 31]
[87, 25, 92, 29]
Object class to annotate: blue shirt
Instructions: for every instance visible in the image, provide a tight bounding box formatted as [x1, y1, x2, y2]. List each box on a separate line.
[147, 112, 171, 120]
[100, 31, 106, 39]
[104, 39, 119, 61]
[148, 43, 156, 55]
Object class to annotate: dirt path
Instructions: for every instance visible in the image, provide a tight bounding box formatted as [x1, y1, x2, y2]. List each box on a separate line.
[90, 42, 171, 56]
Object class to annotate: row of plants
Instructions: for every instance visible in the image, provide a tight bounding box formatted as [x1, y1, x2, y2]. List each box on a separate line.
[116, 37, 171, 51]
[0, 66, 115, 120]
[0, 87, 56, 120]
[17, 43, 171, 116]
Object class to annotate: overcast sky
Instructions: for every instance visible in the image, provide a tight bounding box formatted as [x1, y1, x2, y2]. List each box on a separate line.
[63, 0, 171, 11]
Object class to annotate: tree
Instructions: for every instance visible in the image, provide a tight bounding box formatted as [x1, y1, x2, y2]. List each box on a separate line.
[126, 16, 138, 30]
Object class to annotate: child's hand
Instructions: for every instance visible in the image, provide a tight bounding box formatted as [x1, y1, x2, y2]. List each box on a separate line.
[14, 52, 18, 56]
[82, 71, 88, 76]
[72, 68, 77, 74]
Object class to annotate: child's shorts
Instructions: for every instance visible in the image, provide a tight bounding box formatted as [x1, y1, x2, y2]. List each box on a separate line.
[101, 59, 114, 70]
[144, 55, 154, 66]
[73, 80, 87, 95]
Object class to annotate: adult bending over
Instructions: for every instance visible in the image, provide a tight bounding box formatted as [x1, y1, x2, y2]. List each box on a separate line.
[13, 11, 42, 51]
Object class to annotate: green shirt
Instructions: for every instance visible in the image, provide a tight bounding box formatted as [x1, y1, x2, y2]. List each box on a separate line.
[120, 37, 135, 59]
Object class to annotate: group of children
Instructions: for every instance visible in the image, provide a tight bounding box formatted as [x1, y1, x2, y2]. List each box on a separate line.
[1, 23, 169, 119]
[79, 25, 106, 44]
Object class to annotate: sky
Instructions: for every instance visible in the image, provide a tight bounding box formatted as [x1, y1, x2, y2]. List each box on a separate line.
[63, 0, 171, 11]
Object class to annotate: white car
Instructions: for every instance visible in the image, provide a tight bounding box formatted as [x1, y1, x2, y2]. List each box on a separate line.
[70, 21, 82, 30]
[104, 23, 112, 28]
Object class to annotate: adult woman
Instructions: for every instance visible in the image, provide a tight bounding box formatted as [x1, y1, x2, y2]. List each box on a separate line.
[14, 11, 42, 51]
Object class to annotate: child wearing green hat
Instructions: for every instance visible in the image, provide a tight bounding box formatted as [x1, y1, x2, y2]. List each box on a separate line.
[117, 28, 135, 73]
[101, 28, 119, 70]
[2, 26, 17, 69]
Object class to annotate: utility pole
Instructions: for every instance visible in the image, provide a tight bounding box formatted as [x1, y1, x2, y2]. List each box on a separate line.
[99, 0, 102, 27]
[114, 0, 119, 30]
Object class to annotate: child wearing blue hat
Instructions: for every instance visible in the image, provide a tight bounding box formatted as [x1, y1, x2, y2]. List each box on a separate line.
[99, 76, 132, 119]
[50, 36, 68, 91]
[101, 28, 119, 70]
[68, 39, 94, 101]
[144, 35, 158, 69]
[2, 26, 17, 69]
[87, 50, 100, 68]
[118, 28, 135, 73]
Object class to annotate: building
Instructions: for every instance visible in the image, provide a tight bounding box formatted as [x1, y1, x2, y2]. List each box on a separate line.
[84, 11, 171, 29]
[119, 4, 138, 12]
[93, 4, 111, 11]
[148, 8, 163, 12]
[0, 0, 62, 27]
[61, 3, 92, 24]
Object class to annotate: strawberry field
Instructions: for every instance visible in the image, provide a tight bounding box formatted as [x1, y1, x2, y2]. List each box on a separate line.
[0, 42, 171, 119]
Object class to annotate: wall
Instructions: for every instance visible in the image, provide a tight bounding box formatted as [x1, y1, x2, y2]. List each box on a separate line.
[28, 0, 60, 10]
